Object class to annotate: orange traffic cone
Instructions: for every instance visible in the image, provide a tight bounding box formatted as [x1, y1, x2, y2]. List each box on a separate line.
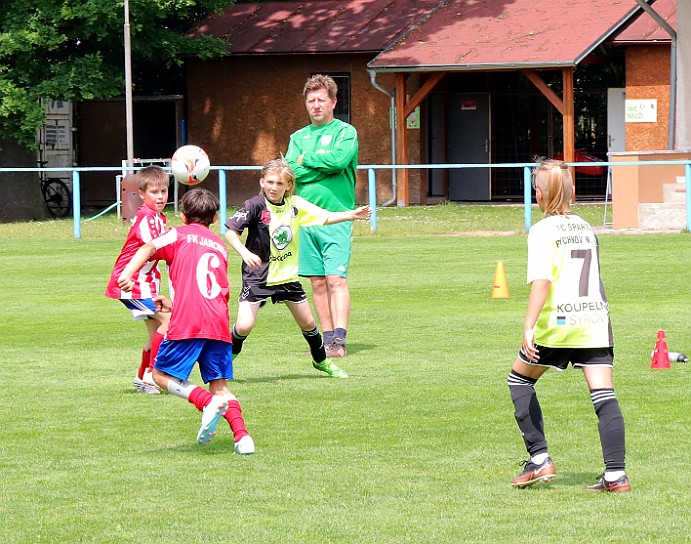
[492, 261, 510, 299]
[651, 330, 671, 369]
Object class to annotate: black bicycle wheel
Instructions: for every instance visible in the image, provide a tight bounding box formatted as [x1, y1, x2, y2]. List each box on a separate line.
[42, 178, 72, 218]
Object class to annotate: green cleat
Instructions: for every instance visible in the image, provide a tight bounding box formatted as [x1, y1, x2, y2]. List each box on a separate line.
[312, 358, 349, 378]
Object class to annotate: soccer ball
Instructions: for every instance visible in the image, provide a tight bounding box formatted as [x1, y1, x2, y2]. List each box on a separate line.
[171, 145, 210, 185]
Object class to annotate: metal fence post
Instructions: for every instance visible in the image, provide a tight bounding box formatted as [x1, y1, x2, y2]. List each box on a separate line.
[368, 168, 377, 233]
[686, 163, 690, 232]
[219, 170, 227, 235]
[72, 171, 81, 239]
[523, 166, 532, 233]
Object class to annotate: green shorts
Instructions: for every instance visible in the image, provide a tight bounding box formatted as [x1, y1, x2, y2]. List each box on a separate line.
[299, 222, 352, 278]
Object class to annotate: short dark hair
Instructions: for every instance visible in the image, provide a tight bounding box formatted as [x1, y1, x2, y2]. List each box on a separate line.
[180, 188, 219, 226]
[303, 74, 338, 101]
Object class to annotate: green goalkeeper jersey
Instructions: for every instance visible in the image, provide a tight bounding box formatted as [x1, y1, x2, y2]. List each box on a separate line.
[286, 118, 358, 212]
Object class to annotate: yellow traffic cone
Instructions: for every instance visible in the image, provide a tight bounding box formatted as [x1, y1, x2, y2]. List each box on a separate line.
[492, 261, 510, 299]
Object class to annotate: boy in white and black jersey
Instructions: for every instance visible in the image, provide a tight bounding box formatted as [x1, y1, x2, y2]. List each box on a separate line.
[508, 159, 629, 492]
[224, 157, 370, 378]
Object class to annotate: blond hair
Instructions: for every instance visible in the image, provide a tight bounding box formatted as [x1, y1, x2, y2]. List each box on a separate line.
[303, 74, 338, 101]
[260, 156, 296, 198]
[532, 159, 573, 216]
[137, 165, 169, 191]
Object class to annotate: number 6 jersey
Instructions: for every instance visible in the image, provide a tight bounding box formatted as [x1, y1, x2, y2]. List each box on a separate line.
[151, 224, 231, 343]
[527, 213, 613, 348]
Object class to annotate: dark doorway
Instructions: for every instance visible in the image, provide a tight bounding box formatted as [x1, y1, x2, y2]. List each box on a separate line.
[76, 97, 181, 209]
[447, 93, 490, 201]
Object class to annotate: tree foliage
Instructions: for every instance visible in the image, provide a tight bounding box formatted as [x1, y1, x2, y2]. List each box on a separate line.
[0, 0, 230, 147]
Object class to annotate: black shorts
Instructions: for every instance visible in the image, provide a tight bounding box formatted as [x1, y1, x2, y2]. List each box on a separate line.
[518, 345, 614, 371]
[238, 281, 307, 306]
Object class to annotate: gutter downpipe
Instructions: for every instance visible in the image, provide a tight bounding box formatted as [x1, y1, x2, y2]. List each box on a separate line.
[369, 70, 397, 206]
[633, 0, 677, 149]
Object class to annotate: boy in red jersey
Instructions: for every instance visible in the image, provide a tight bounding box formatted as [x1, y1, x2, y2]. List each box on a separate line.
[105, 166, 170, 394]
[118, 188, 254, 453]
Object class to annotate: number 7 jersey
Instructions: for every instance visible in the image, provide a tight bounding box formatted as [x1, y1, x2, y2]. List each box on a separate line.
[151, 224, 231, 343]
[527, 213, 613, 348]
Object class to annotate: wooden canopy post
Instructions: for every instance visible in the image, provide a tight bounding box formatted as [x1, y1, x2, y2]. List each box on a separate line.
[522, 67, 577, 201]
[394, 72, 445, 206]
[395, 73, 409, 206]
[562, 67, 576, 201]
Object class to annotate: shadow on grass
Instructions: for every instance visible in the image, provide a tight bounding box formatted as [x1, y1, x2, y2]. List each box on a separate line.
[511, 472, 604, 491]
[339, 342, 377, 356]
[233, 373, 323, 384]
[165, 440, 244, 455]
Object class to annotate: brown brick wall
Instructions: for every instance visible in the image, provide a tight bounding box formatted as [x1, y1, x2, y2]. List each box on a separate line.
[625, 46, 671, 151]
[185, 54, 422, 206]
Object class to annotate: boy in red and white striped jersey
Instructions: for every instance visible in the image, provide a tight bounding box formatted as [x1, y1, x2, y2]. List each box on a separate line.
[105, 166, 170, 394]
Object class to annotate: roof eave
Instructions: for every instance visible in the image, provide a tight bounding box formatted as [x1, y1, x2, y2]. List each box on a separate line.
[573, 2, 654, 64]
[367, 61, 577, 73]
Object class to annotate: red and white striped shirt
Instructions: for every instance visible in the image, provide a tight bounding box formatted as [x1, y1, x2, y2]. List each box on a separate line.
[105, 204, 167, 300]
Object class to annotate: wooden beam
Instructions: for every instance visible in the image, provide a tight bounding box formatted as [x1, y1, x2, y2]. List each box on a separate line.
[395, 73, 409, 206]
[403, 72, 445, 118]
[522, 69, 564, 115]
[562, 67, 576, 201]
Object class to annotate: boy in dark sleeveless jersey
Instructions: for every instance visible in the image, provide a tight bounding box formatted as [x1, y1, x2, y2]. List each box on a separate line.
[225, 157, 370, 378]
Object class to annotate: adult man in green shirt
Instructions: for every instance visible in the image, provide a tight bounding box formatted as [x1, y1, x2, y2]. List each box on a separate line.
[286, 74, 359, 357]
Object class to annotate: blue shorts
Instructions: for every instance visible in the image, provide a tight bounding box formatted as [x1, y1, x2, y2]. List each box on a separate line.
[119, 298, 156, 321]
[299, 222, 352, 278]
[155, 338, 234, 383]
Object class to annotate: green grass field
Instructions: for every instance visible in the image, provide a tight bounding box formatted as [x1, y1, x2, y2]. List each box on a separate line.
[1, 205, 690, 543]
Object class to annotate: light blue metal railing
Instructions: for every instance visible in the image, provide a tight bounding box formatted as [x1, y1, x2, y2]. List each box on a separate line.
[2, 161, 690, 237]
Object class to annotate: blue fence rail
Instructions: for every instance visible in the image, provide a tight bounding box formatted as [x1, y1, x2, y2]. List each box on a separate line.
[2, 161, 690, 238]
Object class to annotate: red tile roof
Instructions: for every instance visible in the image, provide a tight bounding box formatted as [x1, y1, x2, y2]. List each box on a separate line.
[190, 0, 674, 69]
[189, 0, 441, 54]
[368, 0, 650, 72]
[612, 0, 676, 43]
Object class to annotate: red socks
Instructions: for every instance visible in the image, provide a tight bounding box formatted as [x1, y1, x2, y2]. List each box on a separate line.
[224, 400, 249, 442]
[138, 349, 151, 380]
[187, 387, 249, 442]
[149, 332, 165, 373]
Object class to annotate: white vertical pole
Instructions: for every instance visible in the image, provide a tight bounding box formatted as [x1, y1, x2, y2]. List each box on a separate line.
[124, 0, 134, 168]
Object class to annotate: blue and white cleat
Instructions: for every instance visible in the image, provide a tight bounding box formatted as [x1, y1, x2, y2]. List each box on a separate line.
[197, 396, 228, 446]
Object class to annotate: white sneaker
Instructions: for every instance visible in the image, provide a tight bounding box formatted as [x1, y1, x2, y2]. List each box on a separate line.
[197, 396, 229, 446]
[133, 376, 160, 395]
[234, 435, 255, 455]
[142, 370, 161, 390]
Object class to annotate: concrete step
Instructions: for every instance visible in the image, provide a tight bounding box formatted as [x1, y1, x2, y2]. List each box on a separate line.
[662, 176, 687, 204]
[638, 202, 686, 230]
[663, 182, 686, 203]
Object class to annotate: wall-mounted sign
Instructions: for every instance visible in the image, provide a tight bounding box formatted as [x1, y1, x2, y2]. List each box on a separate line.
[461, 100, 477, 111]
[625, 99, 657, 123]
[406, 106, 420, 129]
